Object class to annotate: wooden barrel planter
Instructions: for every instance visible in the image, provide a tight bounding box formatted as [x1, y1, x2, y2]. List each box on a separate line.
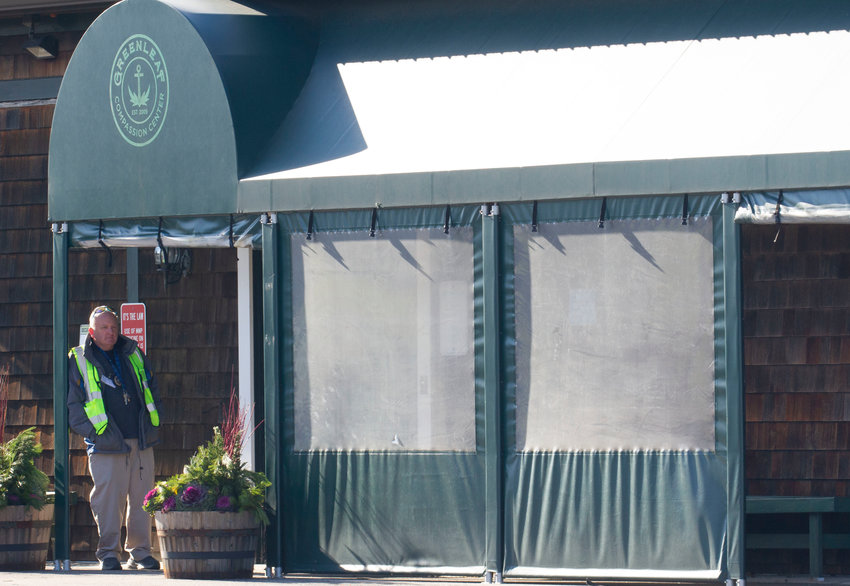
[0, 504, 54, 571]
[155, 510, 259, 579]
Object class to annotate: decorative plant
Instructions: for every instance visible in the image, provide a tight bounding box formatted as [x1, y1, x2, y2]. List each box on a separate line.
[0, 428, 50, 510]
[0, 364, 50, 511]
[142, 384, 270, 523]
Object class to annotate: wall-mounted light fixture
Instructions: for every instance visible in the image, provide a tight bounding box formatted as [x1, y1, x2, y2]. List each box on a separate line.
[23, 17, 58, 60]
[154, 245, 192, 285]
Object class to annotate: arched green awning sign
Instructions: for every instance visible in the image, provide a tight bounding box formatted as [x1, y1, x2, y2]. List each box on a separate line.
[48, 0, 317, 221]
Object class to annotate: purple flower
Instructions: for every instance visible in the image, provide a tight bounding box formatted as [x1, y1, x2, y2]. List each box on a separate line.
[161, 496, 176, 513]
[180, 485, 206, 505]
[215, 496, 232, 510]
[143, 489, 157, 506]
[7, 494, 20, 504]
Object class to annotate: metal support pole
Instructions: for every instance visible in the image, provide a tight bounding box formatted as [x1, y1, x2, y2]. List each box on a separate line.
[126, 248, 139, 302]
[51, 222, 71, 570]
[722, 197, 745, 580]
[261, 214, 283, 577]
[237, 247, 256, 470]
[481, 204, 503, 579]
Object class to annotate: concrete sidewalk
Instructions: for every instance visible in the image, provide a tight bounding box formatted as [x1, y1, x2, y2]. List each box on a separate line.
[2, 565, 850, 586]
[0, 564, 483, 586]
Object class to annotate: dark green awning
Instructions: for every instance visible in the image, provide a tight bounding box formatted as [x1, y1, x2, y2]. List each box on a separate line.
[50, 0, 850, 220]
[240, 0, 850, 211]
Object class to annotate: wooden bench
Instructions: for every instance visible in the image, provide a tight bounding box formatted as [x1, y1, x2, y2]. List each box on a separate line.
[746, 496, 850, 578]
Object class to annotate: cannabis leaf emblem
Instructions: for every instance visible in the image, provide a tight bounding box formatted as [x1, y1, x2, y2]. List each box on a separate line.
[128, 64, 151, 108]
[129, 85, 150, 107]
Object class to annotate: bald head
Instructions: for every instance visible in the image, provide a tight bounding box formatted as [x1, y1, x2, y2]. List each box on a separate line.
[89, 307, 119, 352]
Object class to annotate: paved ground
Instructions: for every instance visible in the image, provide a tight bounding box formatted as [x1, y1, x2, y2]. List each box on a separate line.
[0, 564, 849, 586]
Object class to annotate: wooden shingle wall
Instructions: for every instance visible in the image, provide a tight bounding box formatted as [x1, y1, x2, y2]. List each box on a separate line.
[0, 26, 81, 536]
[743, 224, 850, 574]
[1, 27, 75, 556]
[2, 26, 240, 561]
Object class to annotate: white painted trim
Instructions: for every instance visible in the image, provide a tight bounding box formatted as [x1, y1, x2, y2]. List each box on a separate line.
[237, 246, 255, 470]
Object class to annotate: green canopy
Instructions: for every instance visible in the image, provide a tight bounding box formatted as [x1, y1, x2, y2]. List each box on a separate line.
[51, 0, 850, 579]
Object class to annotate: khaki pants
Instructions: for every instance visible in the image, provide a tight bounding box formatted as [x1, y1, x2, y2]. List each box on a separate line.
[88, 439, 154, 562]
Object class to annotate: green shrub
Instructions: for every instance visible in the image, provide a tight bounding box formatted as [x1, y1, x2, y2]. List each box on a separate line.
[0, 427, 50, 510]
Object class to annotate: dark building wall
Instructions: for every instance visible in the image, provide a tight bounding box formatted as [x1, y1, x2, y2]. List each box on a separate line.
[743, 223, 850, 575]
[0, 104, 56, 474]
[1, 23, 240, 561]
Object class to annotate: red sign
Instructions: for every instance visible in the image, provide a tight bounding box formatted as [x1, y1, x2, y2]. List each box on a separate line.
[120, 302, 147, 354]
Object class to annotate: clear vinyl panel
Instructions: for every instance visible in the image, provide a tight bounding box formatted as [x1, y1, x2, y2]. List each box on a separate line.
[513, 216, 716, 452]
[291, 226, 476, 452]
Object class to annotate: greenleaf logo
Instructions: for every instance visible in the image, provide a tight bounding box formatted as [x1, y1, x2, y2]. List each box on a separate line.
[110, 34, 169, 147]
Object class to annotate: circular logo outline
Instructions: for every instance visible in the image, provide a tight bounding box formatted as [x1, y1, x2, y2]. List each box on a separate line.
[110, 34, 169, 147]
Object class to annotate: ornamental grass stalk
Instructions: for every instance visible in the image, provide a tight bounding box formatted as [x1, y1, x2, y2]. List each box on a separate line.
[220, 368, 260, 460]
[0, 365, 8, 445]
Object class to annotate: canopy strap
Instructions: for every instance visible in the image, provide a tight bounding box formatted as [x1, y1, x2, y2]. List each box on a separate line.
[97, 220, 113, 268]
[369, 207, 378, 238]
[443, 204, 452, 234]
[532, 200, 538, 232]
[157, 217, 168, 264]
[598, 197, 607, 229]
[773, 190, 783, 243]
[306, 210, 315, 240]
[682, 194, 689, 226]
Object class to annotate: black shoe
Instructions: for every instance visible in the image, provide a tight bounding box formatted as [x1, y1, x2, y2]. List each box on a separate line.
[100, 557, 122, 571]
[127, 555, 160, 570]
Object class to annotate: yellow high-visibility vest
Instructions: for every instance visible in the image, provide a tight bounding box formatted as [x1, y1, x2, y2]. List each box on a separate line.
[70, 346, 160, 434]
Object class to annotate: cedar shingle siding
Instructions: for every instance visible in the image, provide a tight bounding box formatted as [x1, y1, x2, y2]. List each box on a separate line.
[1, 27, 239, 561]
[743, 224, 850, 575]
[0, 98, 58, 528]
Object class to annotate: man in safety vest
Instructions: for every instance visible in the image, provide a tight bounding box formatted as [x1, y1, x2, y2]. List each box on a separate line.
[67, 305, 163, 572]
